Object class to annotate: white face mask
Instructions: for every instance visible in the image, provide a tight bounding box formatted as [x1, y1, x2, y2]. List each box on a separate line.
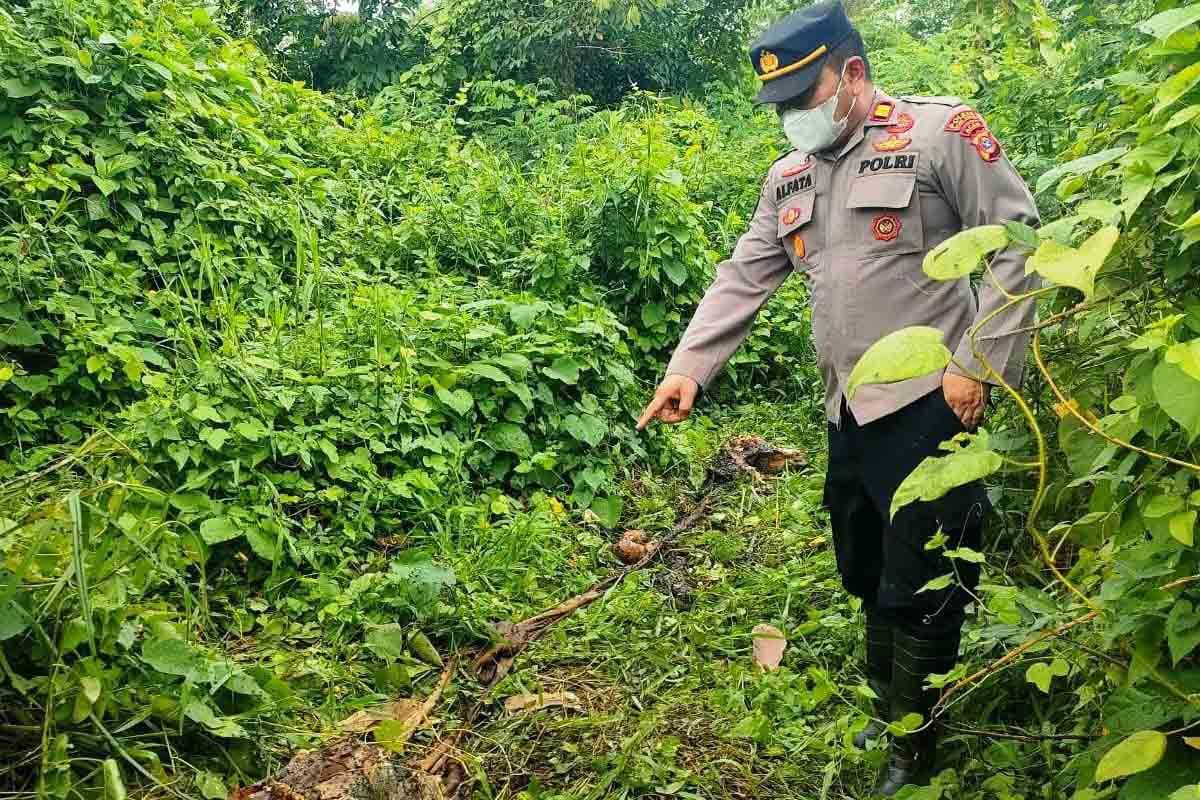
[780, 65, 857, 153]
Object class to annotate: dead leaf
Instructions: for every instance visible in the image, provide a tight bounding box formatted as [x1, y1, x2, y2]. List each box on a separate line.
[613, 529, 654, 564]
[503, 690, 581, 714]
[338, 699, 424, 733]
[752, 623, 787, 671]
[1185, 736, 1200, 750]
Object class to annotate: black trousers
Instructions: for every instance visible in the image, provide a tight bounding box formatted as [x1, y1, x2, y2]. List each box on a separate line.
[824, 388, 989, 636]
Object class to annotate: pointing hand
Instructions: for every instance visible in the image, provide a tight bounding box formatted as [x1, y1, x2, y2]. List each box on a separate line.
[636, 375, 700, 430]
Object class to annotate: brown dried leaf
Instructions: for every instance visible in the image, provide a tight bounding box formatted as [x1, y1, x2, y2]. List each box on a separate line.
[337, 699, 424, 733]
[503, 690, 582, 714]
[752, 623, 787, 671]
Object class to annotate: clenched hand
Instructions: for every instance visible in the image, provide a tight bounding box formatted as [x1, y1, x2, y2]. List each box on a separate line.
[636, 374, 700, 429]
[942, 371, 989, 429]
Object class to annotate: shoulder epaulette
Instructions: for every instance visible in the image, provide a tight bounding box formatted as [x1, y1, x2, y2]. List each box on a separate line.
[899, 95, 965, 107]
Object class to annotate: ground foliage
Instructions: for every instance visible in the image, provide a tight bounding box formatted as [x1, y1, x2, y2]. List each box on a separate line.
[3, 0, 1200, 798]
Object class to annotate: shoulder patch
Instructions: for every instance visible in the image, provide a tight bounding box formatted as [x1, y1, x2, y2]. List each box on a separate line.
[942, 106, 1004, 164]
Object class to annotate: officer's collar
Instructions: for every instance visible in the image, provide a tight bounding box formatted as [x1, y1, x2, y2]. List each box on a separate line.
[816, 88, 897, 161]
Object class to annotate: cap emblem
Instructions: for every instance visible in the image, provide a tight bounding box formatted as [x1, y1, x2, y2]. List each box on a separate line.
[759, 50, 780, 74]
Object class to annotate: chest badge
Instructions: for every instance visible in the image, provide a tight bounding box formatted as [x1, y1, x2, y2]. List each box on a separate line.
[869, 102, 894, 122]
[886, 112, 914, 134]
[871, 213, 902, 242]
[781, 157, 813, 177]
[874, 135, 911, 152]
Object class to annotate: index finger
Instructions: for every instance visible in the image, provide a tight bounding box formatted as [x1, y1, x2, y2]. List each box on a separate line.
[636, 396, 666, 430]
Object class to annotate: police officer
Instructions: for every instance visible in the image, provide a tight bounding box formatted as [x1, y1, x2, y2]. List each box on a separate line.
[635, 1, 1039, 794]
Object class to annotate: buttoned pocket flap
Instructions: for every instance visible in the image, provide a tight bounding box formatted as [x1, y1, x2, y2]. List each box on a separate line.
[777, 191, 815, 238]
[846, 173, 916, 210]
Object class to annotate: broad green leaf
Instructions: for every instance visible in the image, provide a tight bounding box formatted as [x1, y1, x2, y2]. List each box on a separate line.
[1171, 511, 1197, 546]
[244, 527, 276, 561]
[0, 320, 44, 347]
[1166, 341, 1200, 381]
[0, 599, 30, 640]
[1144, 494, 1185, 518]
[1, 78, 38, 98]
[563, 413, 606, 446]
[1003, 220, 1040, 250]
[142, 637, 201, 676]
[1035, 147, 1127, 195]
[1025, 658, 1069, 693]
[891, 430, 1003, 519]
[195, 772, 226, 800]
[1138, 5, 1200, 40]
[1165, 104, 1200, 132]
[1121, 137, 1181, 173]
[199, 516, 240, 544]
[923, 225, 1009, 280]
[1153, 360, 1200, 440]
[434, 385, 473, 415]
[487, 423, 531, 456]
[1122, 162, 1157, 218]
[234, 419, 268, 441]
[1077, 199, 1121, 225]
[365, 623, 407, 661]
[1155, 62, 1200, 115]
[1167, 600, 1200, 664]
[542, 357, 582, 384]
[375, 718, 420, 753]
[1093, 730, 1167, 783]
[1025, 225, 1119, 299]
[916, 573, 954, 594]
[183, 700, 247, 738]
[590, 495, 622, 529]
[944, 547, 986, 563]
[80, 676, 102, 704]
[846, 326, 950, 400]
[465, 363, 511, 384]
[1168, 785, 1200, 800]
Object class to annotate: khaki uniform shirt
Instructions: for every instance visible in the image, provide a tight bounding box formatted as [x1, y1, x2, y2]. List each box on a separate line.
[665, 91, 1041, 425]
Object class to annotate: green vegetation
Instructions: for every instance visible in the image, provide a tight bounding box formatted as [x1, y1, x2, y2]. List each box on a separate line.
[3, 0, 1200, 798]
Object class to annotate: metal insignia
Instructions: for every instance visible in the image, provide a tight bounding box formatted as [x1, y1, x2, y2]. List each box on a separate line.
[759, 50, 780, 74]
[870, 102, 894, 122]
[792, 234, 805, 259]
[873, 135, 911, 152]
[781, 157, 813, 177]
[886, 112, 914, 134]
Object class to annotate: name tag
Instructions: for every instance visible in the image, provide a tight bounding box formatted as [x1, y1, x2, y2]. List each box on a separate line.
[774, 172, 814, 202]
[857, 153, 917, 175]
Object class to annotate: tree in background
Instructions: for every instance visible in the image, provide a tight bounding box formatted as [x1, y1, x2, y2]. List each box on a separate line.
[217, 0, 421, 93]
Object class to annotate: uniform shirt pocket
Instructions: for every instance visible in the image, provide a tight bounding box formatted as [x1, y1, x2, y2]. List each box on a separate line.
[776, 190, 818, 271]
[845, 172, 924, 259]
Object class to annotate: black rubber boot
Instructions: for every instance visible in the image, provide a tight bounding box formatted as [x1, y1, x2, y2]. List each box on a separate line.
[853, 608, 892, 749]
[874, 627, 961, 797]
